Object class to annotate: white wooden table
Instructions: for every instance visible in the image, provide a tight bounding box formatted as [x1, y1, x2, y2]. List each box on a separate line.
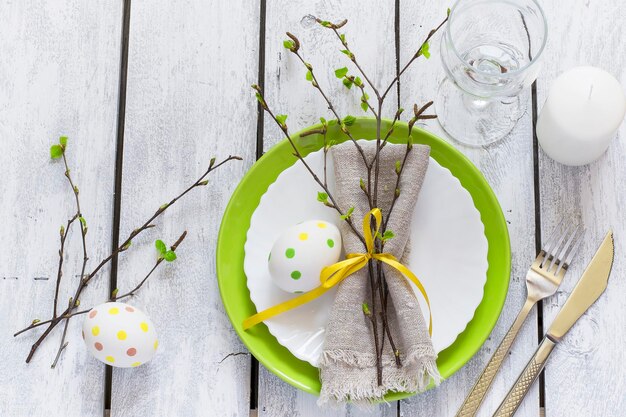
[1, 1, 624, 416]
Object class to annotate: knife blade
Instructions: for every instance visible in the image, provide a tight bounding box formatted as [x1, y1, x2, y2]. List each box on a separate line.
[493, 230, 614, 417]
[547, 230, 614, 341]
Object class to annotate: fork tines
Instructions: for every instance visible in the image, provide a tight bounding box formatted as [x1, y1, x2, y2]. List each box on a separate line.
[539, 220, 584, 274]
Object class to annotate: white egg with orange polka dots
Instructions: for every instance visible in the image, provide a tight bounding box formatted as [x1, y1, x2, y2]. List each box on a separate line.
[82, 302, 158, 368]
[268, 220, 342, 293]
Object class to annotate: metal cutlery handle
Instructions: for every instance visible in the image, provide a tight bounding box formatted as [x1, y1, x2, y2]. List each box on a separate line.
[493, 337, 557, 417]
[456, 299, 535, 417]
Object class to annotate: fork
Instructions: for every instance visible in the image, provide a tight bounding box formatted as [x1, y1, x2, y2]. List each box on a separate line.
[455, 220, 583, 417]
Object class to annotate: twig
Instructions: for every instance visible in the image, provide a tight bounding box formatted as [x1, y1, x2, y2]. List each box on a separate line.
[379, 271, 401, 367]
[381, 16, 449, 101]
[322, 129, 328, 188]
[383, 145, 411, 232]
[285, 33, 369, 169]
[16, 156, 239, 363]
[51, 318, 70, 369]
[114, 231, 187, 301]
[253, 85, 366, 246]
[379, 108, 404, 150]
[53, 215, 77, 318]
[324, 23, 381, 100]
[342, 75, 377, 117]
[366, 260, 382, 386]
[372, 100, 383, 208]
[51, 151, 90, 363]
[13, 309, 89, 337]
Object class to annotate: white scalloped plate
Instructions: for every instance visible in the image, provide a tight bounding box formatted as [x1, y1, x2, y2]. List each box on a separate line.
[244, 143, 488, 367]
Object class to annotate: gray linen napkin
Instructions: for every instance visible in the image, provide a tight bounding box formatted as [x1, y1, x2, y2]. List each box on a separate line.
[319, 140, 440, 405]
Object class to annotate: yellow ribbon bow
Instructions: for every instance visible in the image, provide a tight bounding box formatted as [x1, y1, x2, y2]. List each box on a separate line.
[243, 208, 432, 336]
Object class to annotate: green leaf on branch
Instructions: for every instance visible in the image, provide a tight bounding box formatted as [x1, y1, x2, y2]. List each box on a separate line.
[155, 239, 167, 255]
[32, 319, 41, 325]
[383, 230, 395, 241]
[360, 92, 369, 109]
[362, 302, 371, 316]
[340, 33, 346, 44]
[319, 117, 327, 126]
[163, 250, 177, 262]
[340, 49, 352, 58]
[276, 114, 288, 127]
[59, 136, 68, 147]
[283, 40, 295, 50]
[340, 206, 354, 220]
[395, 160, 402, 174]
[111, 288, 119, 298]
[342, 115, 356, 126]
[342, 78, 353, 89]
[50, 144, 63, 159]
[447, 7, 451, 16]
[419, 42, 431, 59]
[305, 70, 313, 82]
[317, 192, 329, 203]
[319, 20, 332, 27]
[354, 76, 362, 87]
[79, 216, 87, 227]
[334, 67, 349, 78]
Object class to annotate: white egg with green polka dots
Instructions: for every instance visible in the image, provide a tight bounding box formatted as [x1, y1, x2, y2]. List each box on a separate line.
[268, 220, 342, 293]
[82, 302, 158, 368]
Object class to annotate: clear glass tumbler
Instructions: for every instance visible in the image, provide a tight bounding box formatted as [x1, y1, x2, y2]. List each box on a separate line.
[437, 0, 547, 147]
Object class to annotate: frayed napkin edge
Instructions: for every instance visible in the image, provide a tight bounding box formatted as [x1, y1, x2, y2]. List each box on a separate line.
[318, 348, 441, 407]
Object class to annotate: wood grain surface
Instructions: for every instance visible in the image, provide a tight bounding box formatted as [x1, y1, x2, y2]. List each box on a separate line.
[0, 1, 122, 416]
[398, 1, 540, 416]
[108, 0, 260, 416]
[537, 1, 626, 416]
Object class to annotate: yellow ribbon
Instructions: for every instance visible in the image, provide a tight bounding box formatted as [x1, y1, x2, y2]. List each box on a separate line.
[243, 208, 432, 336]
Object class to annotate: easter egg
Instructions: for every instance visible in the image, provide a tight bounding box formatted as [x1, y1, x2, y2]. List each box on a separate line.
[82, 302, 158, 368]
[268, 220, 342, 293]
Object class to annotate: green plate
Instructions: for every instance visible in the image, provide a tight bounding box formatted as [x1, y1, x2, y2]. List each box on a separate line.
[217, 118, 510, 400]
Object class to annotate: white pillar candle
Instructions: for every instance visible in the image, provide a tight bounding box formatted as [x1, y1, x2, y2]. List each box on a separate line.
[537, 66, 626, 166]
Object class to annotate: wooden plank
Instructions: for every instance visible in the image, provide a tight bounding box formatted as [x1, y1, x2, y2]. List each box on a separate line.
[537, 1, 626, 415]
[109, 0, 260, 415]
[398, 1, 540, 416]
[260, 1, 398, 415]
[0, 1, 122, 416]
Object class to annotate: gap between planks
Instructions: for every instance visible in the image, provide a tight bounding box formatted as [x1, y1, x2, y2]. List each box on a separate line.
[250, 0, 267, 413]
[106, 0, 133, 415]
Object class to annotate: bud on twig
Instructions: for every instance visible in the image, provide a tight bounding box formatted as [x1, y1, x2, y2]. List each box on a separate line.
[359, 178, 366, 192]
[285, 32, 300, 52]
[362, 302, 371, 316]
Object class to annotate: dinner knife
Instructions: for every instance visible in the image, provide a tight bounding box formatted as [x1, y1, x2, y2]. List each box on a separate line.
[493, 231, 614, 417]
